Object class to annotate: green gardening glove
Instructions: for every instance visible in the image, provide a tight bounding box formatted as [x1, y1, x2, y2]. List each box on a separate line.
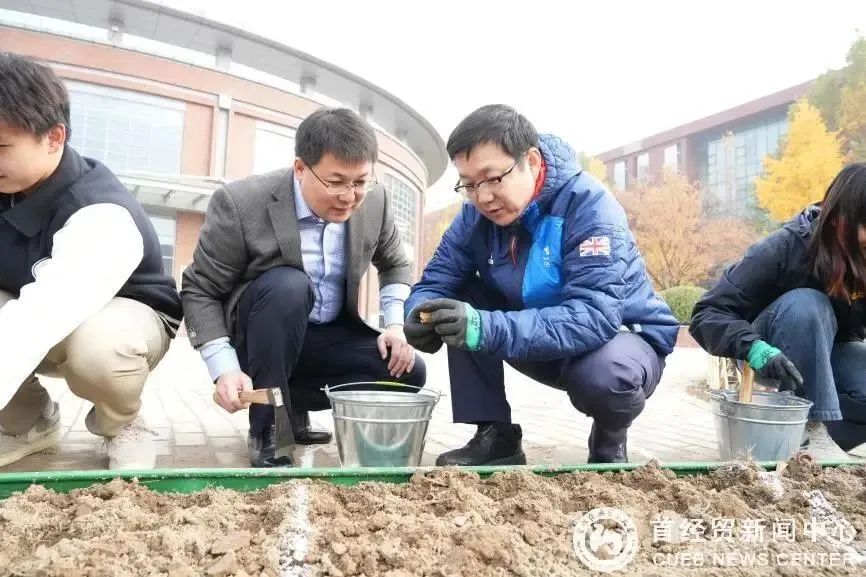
[416, 298, 483, 351]
[747, 340, 804, 392]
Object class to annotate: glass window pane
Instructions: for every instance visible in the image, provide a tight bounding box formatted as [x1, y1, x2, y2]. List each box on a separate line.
[664, 144, 679, 172]
[637, 153, 649, 182]
[67, 84, 183, 174]
[147, 214, 176, 277]
[384, 174, 418, 267]
[253, 123, 296, 175]
[614, 161, 627, 190]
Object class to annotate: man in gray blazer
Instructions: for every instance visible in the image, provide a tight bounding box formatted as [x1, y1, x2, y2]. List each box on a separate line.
[181, 108, 426, 467]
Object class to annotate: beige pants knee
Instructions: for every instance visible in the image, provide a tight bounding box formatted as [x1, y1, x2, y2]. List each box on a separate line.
[0, 291, 170, 437]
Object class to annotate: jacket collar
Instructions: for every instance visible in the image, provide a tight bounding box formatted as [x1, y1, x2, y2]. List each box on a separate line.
[515, 134, 580, 233]
[1, 145, 83, 238]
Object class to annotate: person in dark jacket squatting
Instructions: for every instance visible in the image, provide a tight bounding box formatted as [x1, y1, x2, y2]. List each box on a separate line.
[404, 105, 679, 465]
[0, 52, 183, 470]
[690, 163, 866, 461]
[182, 107, 426, 468]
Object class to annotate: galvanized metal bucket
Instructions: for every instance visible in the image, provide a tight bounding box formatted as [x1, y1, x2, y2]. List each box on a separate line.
[326, 382, 441, 467]
[709, 389, 812, 461]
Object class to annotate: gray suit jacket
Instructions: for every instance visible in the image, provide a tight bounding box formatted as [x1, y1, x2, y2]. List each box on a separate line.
[180, 168, 412, 348]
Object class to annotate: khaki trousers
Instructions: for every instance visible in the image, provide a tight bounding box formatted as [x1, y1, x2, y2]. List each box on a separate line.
[0, 292, 170, 437]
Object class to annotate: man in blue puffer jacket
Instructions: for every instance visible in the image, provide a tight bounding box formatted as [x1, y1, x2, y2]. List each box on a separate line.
[405, 105, 679, 465]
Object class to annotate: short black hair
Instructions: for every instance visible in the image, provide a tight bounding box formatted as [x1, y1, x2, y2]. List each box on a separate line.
[446, 104, 538, 161]
[0, 51, 70, 138]
[295, 107, 378, 167]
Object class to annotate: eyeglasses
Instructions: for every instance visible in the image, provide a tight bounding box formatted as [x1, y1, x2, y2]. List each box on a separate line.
[454, 151, 529, 199]
[307, 164, 378, 196]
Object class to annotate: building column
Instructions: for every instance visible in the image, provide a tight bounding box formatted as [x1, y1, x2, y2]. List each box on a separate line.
[359, 102, 374, 122]
[214, 94, 232, 179]
[300, 73, 317, 96]
[215, 44, 233, 72]
[107, 18, 124, 44]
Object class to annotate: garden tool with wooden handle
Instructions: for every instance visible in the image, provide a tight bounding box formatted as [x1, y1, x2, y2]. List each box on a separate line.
[739, 362, 755, 403]
[212, 387, 295, 459]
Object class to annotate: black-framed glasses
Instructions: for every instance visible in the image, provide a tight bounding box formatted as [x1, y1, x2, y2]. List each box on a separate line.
[307, 164, 378, 196]
[454, 150, 529, 198]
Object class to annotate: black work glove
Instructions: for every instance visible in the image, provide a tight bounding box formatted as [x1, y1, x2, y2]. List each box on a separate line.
[417, 298, 483, 351]
[748, 340, 804, 392]
[757, 353, 804, 392]
[404, 304, 443, 354]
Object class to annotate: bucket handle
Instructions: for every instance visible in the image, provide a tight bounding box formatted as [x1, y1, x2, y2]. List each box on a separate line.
[323, 381, 441, 402]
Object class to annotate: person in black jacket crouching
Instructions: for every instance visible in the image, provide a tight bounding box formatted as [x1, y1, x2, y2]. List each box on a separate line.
[690, 163, 866, 460]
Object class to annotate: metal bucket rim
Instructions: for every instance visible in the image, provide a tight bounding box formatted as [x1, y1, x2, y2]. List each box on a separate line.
[333, 414, 434, 424]
[325, 381, 441, 406]
[712, 411, 810, 426]
[708, 389, 813, 409]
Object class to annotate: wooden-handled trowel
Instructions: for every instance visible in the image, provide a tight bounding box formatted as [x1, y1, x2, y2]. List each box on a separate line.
[739, 362, 755, 403]
[212, 387, 295, 460]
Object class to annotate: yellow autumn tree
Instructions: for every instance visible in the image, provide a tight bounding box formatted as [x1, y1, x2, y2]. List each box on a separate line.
[421, 200, 463, 266]
[579, 152, 609, 186]
[840, 78, 866, 161]
[616, 171, 758, 289]
[754, 100, 844, 222]
[811, 36, 866, 161]
[585, 156, 608, 183]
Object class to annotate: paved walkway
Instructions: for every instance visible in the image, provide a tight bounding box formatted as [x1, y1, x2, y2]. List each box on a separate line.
[1, 339, 861, 472]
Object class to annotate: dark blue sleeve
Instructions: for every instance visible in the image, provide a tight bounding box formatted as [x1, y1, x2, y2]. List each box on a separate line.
[405, 206, 476, 317]
[689, 232, 789, 360]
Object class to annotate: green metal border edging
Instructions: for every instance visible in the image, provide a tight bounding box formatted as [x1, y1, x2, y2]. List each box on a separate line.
[0, 460, 856, 499]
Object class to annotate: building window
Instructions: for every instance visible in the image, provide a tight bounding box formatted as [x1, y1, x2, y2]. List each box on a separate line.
[664, 144, 679, 172]
[253, 121, 296, 175]
[147, 213, 176, 277]
[613, 161, 627, 191]
[702, 116, 788, 216]
[66, 81, 184, 174]
[384, 174, 417, 265]
[637, 153, 650, 182]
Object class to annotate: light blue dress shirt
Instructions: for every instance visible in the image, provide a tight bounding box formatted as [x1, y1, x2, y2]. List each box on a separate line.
[199, 178, 409, 381]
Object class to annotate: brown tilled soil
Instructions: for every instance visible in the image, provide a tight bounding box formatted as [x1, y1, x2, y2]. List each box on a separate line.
[0, 479, 291, 577]
[2, 457, 866, 576]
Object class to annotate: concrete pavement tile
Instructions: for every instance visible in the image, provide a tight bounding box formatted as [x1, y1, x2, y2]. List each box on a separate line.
[174, 433, 207, 446]
[153, 441, 172, 457]
[172, 423, 204, 434]
[215, 452, 248, 467]
[207, 436, 246, 451]
[63, 430, 98, 443]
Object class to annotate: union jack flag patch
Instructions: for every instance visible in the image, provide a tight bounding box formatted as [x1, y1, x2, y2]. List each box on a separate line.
[579, 236, 611, 257]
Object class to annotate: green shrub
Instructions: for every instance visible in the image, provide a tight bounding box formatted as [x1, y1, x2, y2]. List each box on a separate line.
[660, 286, 706, 325]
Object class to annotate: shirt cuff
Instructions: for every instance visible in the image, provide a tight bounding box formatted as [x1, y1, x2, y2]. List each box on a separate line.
[199, 337, 241, 382]
[380, 283, 410, 327]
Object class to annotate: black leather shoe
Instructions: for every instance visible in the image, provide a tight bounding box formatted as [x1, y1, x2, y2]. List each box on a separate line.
[436, 423, 526, 466]
[587, 422, 628, 464]
[291, 408, 332, 445]
[248, 425, 294, 468]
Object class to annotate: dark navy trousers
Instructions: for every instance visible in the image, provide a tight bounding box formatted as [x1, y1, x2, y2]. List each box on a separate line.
[234, 266, 426, 436]
[447, 282, 666, 432]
